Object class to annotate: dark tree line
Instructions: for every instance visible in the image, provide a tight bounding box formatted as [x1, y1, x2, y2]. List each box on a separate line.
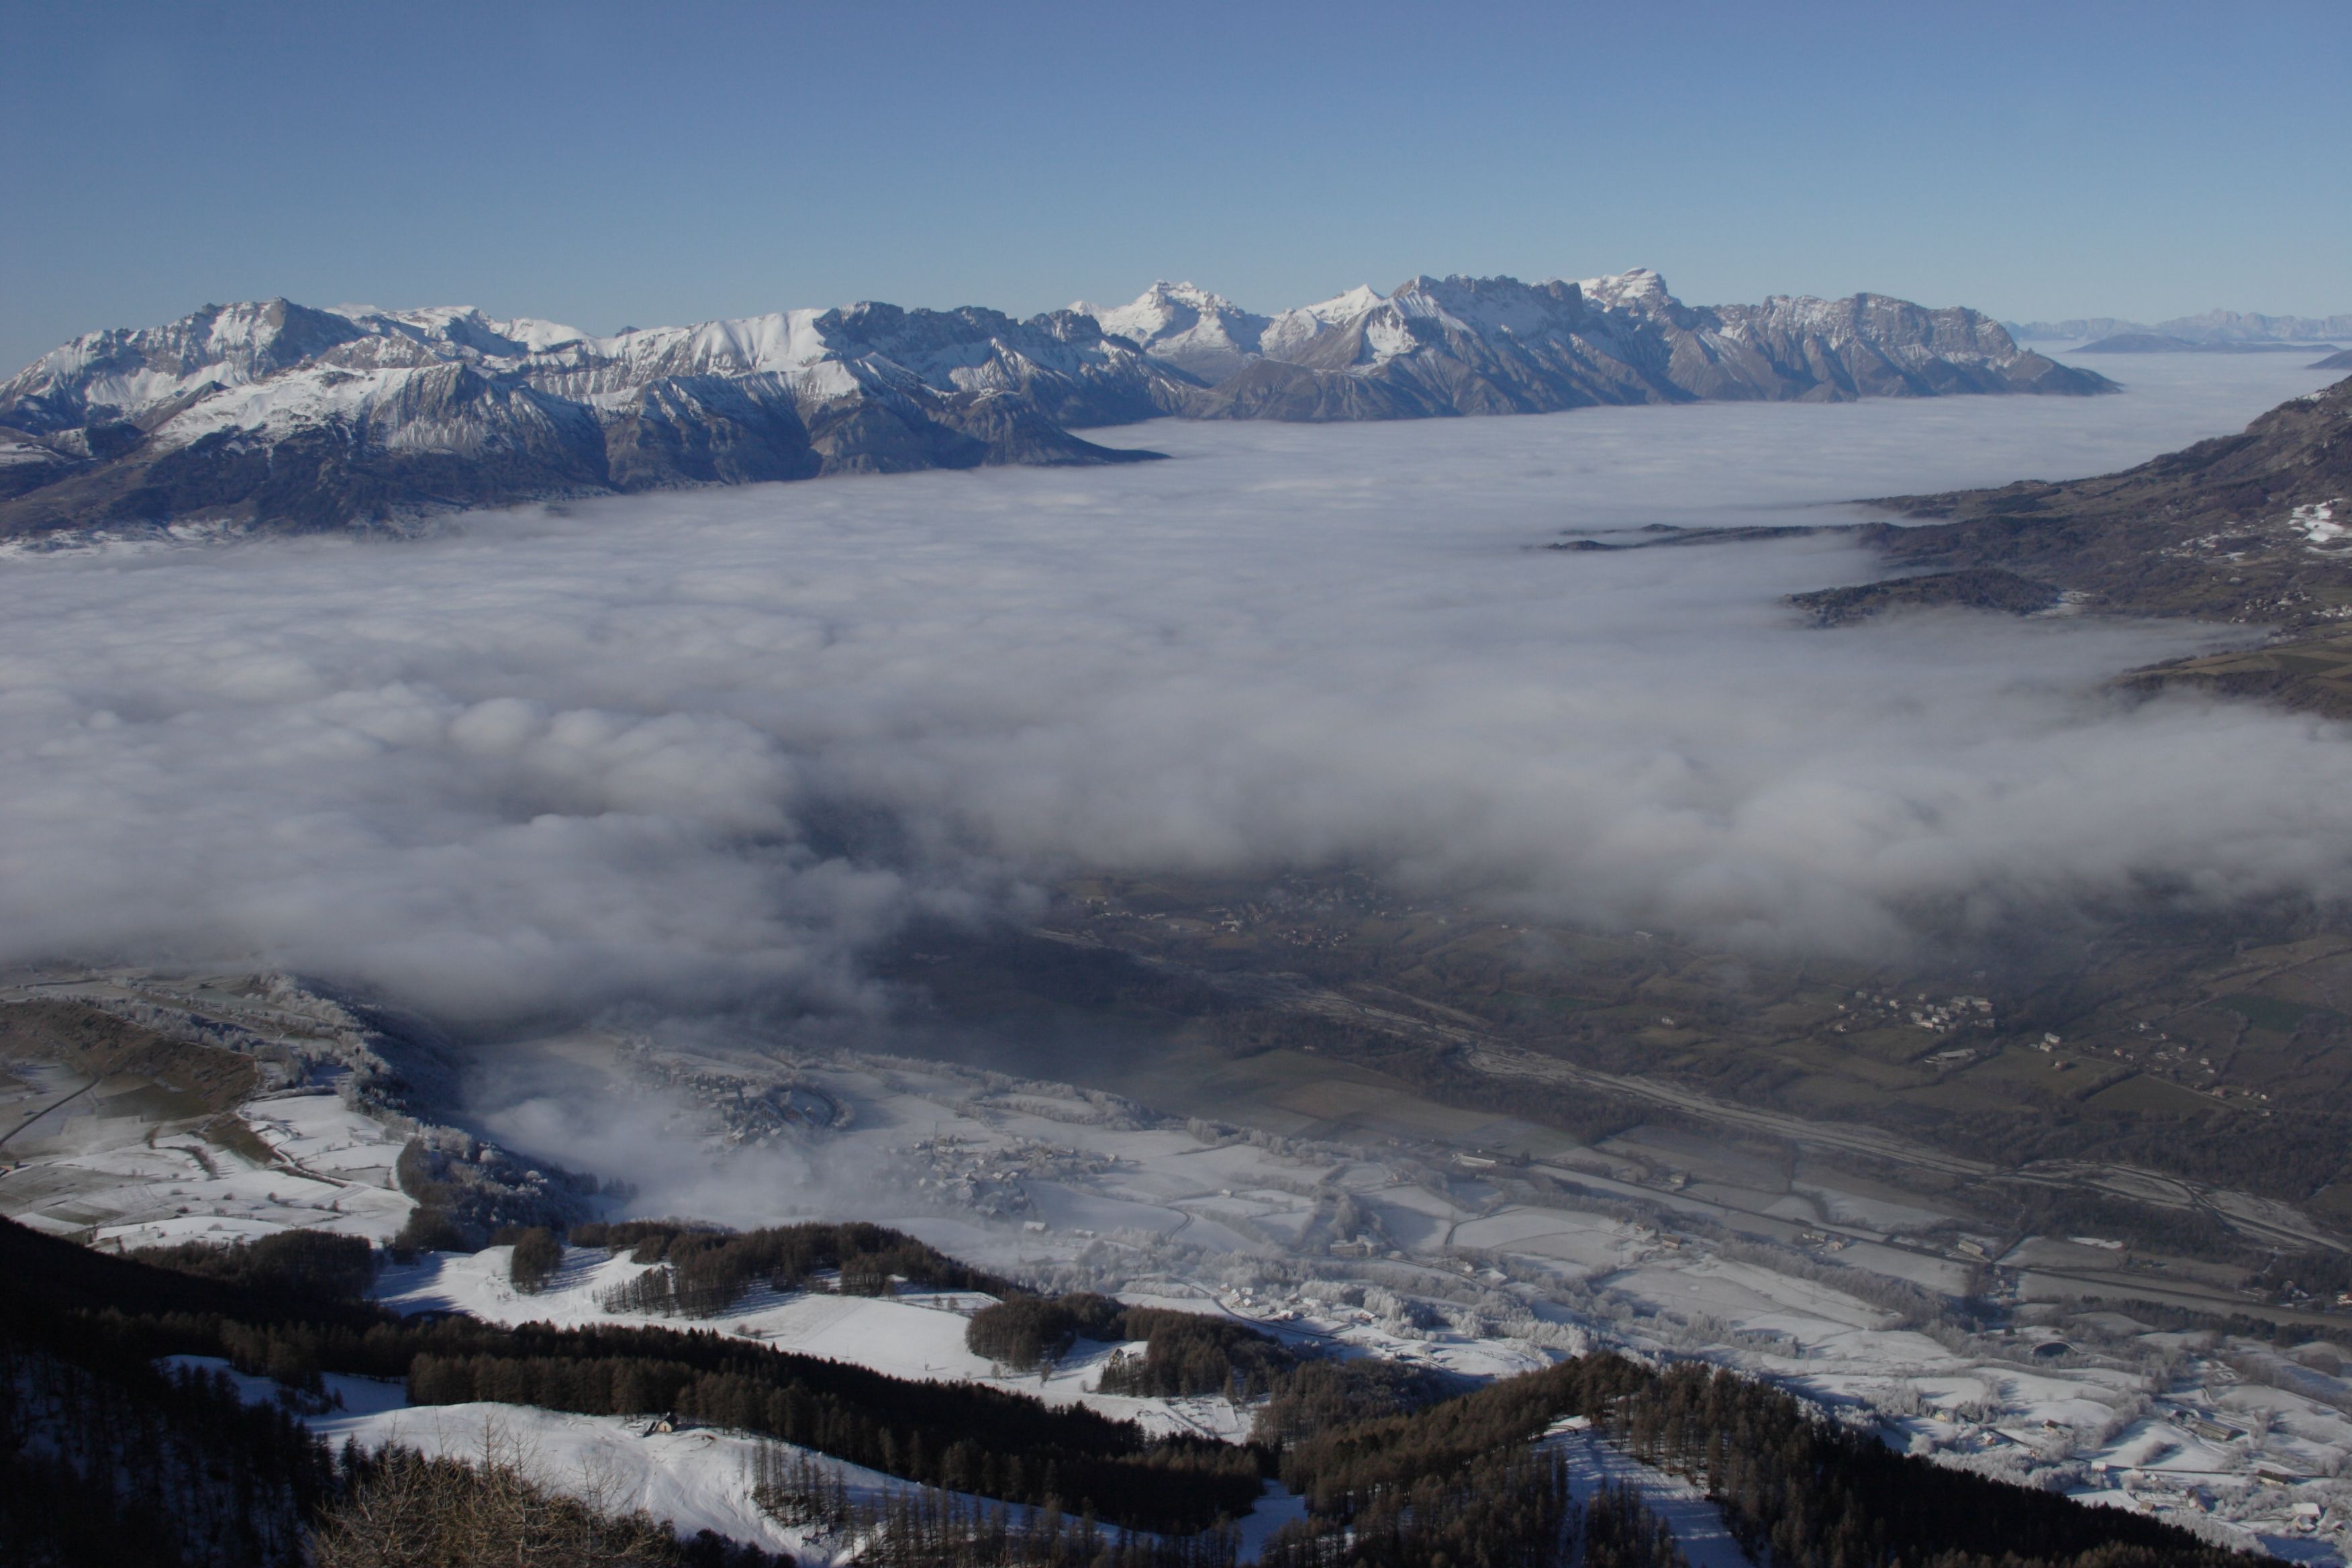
[1582, 1481, 1692, 1568]
[0, 1343, 336, 1568]
[1250, 1359, 1460, 1448]
[407, 1341, 1264, 1533]
[1597, 1359, 2239, 1568]
[316, 1441, 785, 1567]
[3, 1218, 1261, 1541]
[964, 1294, 1296, 1398]
[1275, 1353, 2237, 1568]
[577, 1220, 1009, 1317]
[48, 1301, 1264, 1534]
[1096, 1309, 1294, 1400]
[966, 1293, 1106, 1369]
[133, 1228, 379, 1304]
[0, 1214, 2263, 1568]
[1257, 1445, 1587, 1568]
[751, 1444, 1238, 1568]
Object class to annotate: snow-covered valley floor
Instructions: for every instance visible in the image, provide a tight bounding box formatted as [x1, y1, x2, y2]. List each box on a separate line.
[10, 969, 2352, 1563]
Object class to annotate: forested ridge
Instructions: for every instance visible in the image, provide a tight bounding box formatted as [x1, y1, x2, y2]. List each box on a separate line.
[1272, 1353, 2239, 1568]
[0, 1216, 2258, 1567]
[750, 1444, 1243, 1568]
[0, 1216, 1263, 1540]
[400, 1326, 1266, 1531]
[568, 1218, 1012, 1316]
[0, 1342, 334, 1567]
[965, 1293, 1298, 1397]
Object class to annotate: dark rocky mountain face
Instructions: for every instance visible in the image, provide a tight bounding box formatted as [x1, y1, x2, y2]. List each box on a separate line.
[0, 272, 2114, 539]
[1828, 375, 2352, 712]
[1869, 374, 2351, 598]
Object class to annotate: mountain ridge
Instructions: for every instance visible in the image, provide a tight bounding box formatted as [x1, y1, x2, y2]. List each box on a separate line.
[1083, 268, 2101, 419]
[2073, 332, 2337, 355]
[2008, 307, 2352, 344]
[1, 272, 2109, 539]
[1814, 375, 2352, 714]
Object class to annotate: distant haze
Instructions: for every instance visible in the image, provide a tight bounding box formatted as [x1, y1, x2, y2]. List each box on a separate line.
[0, 356, 2344, 1030]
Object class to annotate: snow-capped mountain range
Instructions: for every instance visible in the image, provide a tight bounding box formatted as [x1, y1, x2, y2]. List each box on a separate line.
[0, 272, 2108, 537]
[1094, 271, 2102, 422]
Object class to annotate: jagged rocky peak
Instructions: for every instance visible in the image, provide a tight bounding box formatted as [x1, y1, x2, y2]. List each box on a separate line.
[0, 297, 364, 434]
[1083, 281, 1271, 384]
[1577, 267, 1673, 311]
[1087, 280, 1248, 330]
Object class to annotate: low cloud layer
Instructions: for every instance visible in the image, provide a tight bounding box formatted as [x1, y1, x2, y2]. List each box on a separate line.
[1, 356, 2344, 1027]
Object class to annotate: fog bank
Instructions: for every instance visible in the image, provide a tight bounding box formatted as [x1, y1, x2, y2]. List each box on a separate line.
[1, 355, 2345, 1025]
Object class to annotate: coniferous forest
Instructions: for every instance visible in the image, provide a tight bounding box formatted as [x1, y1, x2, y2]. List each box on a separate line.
[965, 1293, 1297, 1398]
[0, 1215, 2258, 1567]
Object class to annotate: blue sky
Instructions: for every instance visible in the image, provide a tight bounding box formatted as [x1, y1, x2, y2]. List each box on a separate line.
[2, 0, 2346, 369]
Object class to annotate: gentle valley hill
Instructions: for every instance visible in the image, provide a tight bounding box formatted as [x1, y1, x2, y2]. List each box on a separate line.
[1, 271, 2108, 539]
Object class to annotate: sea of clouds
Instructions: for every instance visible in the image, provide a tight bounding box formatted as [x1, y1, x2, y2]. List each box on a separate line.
[2, 354, 2346, 1032]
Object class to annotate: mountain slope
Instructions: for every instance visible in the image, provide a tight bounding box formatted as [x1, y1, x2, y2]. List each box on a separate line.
[1838, 376, 2352, 711]
[0, 301, 1175, 538]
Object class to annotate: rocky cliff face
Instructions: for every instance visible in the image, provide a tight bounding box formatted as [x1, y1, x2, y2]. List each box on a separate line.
[0, 270, 2114, 538]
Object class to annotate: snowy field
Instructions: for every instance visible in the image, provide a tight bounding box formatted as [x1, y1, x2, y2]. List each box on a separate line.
[464, 1031, 2352, 1560]
[0, 1087, 413, 1246]
[0, 971, 417, 1247]
[14, 979, 2352, 1561]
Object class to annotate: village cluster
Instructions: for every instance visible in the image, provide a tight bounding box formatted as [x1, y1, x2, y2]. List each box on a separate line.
[1830, 992, 1998, 1036]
